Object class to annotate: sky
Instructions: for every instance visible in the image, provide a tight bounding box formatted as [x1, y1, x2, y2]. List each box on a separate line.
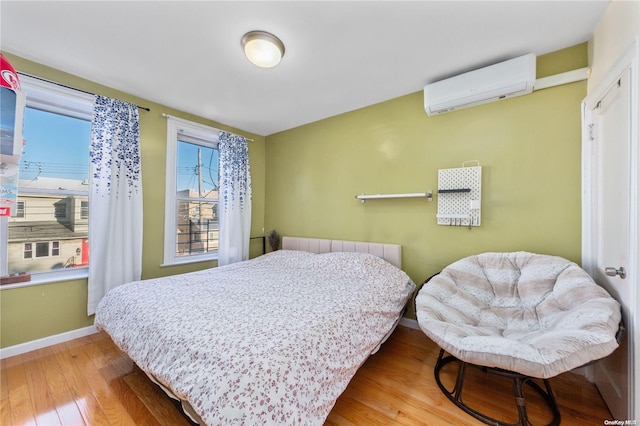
[19, 106, 219, 195]
[176, 140, 218, 195]
[20, 107, 90, 183]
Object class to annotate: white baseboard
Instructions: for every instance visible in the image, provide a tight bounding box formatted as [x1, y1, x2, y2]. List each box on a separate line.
[0, 325, 98, 359]
[400, 317, 420, 330]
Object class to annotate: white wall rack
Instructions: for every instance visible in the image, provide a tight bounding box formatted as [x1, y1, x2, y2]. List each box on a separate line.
[437, 161, 482, 227]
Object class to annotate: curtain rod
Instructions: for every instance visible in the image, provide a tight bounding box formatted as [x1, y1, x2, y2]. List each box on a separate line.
[162, 113, 255, 142]
[17, 72, 151, 112]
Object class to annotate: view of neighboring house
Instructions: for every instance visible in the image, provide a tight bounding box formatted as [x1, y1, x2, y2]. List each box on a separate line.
[7, 177, 88, 274]
[7, 182, 219, 273]
[176, 188, 218, 256]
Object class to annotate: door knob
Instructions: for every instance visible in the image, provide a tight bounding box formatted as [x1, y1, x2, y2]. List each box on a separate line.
[604, 266, 626, 279]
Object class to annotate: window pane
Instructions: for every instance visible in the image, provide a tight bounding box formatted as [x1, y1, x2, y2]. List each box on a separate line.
[35, 242, 49, 258]
[80, 201, 89, 219]
[15, 201, 25, 218]
[7, 107, 90, 274]
[54, 200, 68, 219]
[175, 139, 219, 258]
[18, 108, 90, 187]
[24, 243, 32, 259]
[176, 200, 218, 256]
[176, 140, 218, 195]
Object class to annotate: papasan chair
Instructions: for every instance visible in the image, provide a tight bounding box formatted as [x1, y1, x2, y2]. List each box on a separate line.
[415, 252, 621, 426]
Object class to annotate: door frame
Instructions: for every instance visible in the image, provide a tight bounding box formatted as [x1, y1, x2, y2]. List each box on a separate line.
[582, 37, 639, 420]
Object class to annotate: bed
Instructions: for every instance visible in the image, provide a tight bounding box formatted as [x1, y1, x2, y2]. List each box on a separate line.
[94, 236, 415, 425]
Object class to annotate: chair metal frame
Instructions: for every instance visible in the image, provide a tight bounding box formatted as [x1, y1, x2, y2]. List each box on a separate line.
[433, 349, 561, 426]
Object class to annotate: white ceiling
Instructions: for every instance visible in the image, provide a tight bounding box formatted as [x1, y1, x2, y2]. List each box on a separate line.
[1, 1, 609, 136]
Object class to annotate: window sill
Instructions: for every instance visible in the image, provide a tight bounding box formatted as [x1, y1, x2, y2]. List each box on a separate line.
[0, 268, 88, 290]
[160, 253, 218, 268]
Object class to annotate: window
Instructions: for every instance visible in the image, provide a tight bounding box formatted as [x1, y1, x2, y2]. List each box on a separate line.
[163, 116, 220, 266]
[23, 243, 32, 259]
[1, 75, 93, 281]
[54, 200, 69, 220]
[15, 201, 25, 218]
[80, 201, 89, 219]
[35, 242, 49, 258]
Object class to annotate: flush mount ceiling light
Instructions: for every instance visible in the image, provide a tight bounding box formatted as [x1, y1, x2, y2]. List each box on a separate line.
[241, 30, 285, 68]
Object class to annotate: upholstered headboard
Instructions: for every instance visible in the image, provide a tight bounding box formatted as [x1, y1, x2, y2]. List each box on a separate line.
[281, 236, 402, 269]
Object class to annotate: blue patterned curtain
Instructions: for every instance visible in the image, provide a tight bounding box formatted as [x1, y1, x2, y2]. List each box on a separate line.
[218, 131, 251, 266]
[87, 96, 143, 315]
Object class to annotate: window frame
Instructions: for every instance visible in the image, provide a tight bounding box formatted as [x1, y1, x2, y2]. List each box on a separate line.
[163, 116, 221, 267]
[0, 75, 93, 288]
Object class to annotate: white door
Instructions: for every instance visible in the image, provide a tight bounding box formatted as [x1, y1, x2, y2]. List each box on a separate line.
[584, 68, 634, 420]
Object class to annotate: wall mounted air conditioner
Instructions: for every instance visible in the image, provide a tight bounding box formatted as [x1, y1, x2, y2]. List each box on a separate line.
[424, 53, 536, 116]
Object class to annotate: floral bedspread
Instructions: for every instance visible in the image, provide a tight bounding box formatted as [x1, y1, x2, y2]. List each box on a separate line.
[95, 250, 415, 425]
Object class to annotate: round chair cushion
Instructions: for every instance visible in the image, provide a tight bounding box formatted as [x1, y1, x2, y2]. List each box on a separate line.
[415, 252, 621, 379]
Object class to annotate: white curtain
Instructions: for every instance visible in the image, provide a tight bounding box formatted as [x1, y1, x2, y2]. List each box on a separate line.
[87, 96, 143, 315]
[217, 131, 251, 266]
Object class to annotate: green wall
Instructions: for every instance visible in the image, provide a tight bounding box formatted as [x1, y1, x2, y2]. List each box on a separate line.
[0, 53, 266, 348]
[265, 44, 587, 318]
[1, 43, 587, 347]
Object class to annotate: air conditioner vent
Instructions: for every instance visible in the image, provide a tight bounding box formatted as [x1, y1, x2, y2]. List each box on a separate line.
[424, 53, 536, 116]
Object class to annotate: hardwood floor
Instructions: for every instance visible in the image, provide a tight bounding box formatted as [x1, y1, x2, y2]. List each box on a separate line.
[1, 326, 612, 425]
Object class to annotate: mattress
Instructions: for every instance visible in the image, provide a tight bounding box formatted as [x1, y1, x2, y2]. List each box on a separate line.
[95, 249, 415, 425]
